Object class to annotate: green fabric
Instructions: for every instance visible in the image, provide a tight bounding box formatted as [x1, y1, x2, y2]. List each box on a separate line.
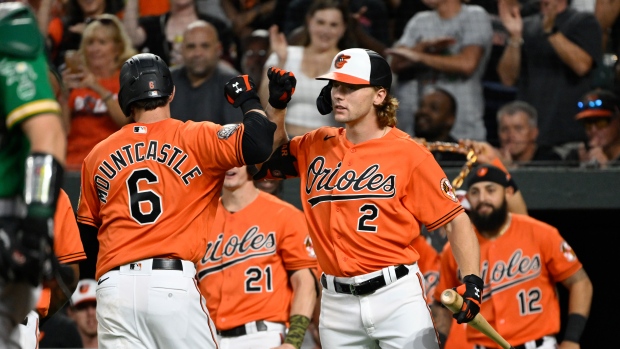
[0, 3, 59, 198]
[0, 2, 42, 59]
[284, 315, 311, 349]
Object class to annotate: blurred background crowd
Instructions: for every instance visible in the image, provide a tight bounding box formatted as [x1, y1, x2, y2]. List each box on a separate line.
[26, 0, 620, 172]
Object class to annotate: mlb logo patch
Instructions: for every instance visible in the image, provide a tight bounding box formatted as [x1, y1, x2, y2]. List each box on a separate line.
[148, 91, 160, 96]
[133, 126, 147, 134]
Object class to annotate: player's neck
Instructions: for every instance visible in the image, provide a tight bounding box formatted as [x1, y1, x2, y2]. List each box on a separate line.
[345, 116, 390, 144]
[133, 106, 171, 124]
[221, 183, 259, 213]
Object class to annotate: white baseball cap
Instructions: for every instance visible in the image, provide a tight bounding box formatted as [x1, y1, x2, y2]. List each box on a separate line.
[316, 48, 392, 91]
[71, 279, 97, 307]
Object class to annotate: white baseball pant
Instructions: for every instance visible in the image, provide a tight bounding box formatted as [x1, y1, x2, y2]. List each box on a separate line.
[0, 283, 40, 349]
[95, 258, 218, 349]
[319, 263, 439, 349]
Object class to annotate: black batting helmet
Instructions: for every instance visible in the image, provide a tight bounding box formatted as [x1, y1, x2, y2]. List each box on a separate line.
[118, 53, 174, 117]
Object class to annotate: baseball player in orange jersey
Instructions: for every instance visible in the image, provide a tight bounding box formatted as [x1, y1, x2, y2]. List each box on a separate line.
[197, 165, 318, 349]
[432, 165, 593, 349]
[76, 53, 279, 349]
[18, 189, 86, 348]
[255, 49, 483, 348]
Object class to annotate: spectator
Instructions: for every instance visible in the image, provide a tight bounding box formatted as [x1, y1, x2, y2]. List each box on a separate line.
[432, 164, 593, 349]
[387, 0, 493, 140]
[67, 279, 98, 348]
[61, 14, 136, 170]
[495, 100, 564, 167]
[497, 0, 603, 150]
[197, 165, 317, 349]
[122, 0, 234, 67]
[170, 20, 241, 124]
[413, 86, 468, 166]
[281, 0, 391, 46]
[46, 0, 124, 69]
[221, 0, 275, 40]
[258, 0, 353, 137]
[240, 29, 271, 87]
[573, 88, 620, 167]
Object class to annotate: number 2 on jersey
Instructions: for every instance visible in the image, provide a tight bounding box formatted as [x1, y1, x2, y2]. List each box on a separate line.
[127, 168, 163, 225]
[358, 204, 379, 233]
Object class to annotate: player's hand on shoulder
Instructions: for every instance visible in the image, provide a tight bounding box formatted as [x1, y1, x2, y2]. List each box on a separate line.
[453, 274, 483, 324]
[224, 75, 261, 109]
[267, 66, 296, 109]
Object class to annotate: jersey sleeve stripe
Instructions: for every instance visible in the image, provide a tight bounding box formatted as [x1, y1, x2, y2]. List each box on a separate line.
[57, 252, 87, 263]
[236, 127, 244, 165]
[425, 206, 464, 231]
[76, 215, 97, 226]
[6, 99, 61, 129]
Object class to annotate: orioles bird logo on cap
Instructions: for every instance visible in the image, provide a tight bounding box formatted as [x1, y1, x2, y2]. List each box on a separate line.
[334, 54, 351, 69]
[477, 167, 488, 177]
[80, 284, 90, 293]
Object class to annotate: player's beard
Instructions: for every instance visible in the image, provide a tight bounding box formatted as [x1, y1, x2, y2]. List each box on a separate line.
[469, 200, 508, 234]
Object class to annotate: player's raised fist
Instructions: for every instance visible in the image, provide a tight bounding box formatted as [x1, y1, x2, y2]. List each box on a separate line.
[316, 81, 333, 115]
[224, 75, 262, 113]
[267, 67, 297, 109]
[453, 274, 483, 324]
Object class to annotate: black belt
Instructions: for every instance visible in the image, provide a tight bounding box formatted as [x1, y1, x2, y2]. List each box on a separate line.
[320, 265, 409, 296]
[476, 337, 544, 349]
[110, 258, 183, 271]
[218, 320, 267, 337]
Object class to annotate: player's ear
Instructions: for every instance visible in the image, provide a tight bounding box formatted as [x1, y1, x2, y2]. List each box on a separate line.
[168, 86, 176, 103]
[373, 87, 387, 106]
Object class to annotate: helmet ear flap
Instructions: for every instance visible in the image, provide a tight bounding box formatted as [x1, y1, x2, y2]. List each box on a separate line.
[316, 81, 333, 115]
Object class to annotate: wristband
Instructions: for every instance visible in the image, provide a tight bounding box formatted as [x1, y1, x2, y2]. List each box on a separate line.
[284, 314, 311, 349]
[563, 313, 587, 343]
[240, 98, 263, 115]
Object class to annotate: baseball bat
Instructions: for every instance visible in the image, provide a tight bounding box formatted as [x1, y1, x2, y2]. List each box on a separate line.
[440, 289, 515, 349]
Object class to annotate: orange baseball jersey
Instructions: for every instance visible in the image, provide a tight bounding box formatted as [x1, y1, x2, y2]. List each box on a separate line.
[77, 119, 245, 280]
[434, 214, 583, 347]
[197, 191, 317, 330]
[36, 189, 86, 317]
[265, 127, 463, 277]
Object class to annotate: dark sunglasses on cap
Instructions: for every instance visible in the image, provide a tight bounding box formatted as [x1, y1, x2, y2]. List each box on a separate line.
[581, 117, 612, 131]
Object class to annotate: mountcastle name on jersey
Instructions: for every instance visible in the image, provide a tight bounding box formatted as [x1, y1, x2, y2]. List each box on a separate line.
[94, 140, 203, 203]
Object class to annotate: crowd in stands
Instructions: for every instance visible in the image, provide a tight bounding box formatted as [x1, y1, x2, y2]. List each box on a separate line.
[25, 0, 620, 172]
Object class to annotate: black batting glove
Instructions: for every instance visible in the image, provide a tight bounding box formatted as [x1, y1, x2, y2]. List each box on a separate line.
[316, 81, 333, 115]
[224, 75, 262, 114]
[267, 67, 296, 109]
[453, 274, 483, 324]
